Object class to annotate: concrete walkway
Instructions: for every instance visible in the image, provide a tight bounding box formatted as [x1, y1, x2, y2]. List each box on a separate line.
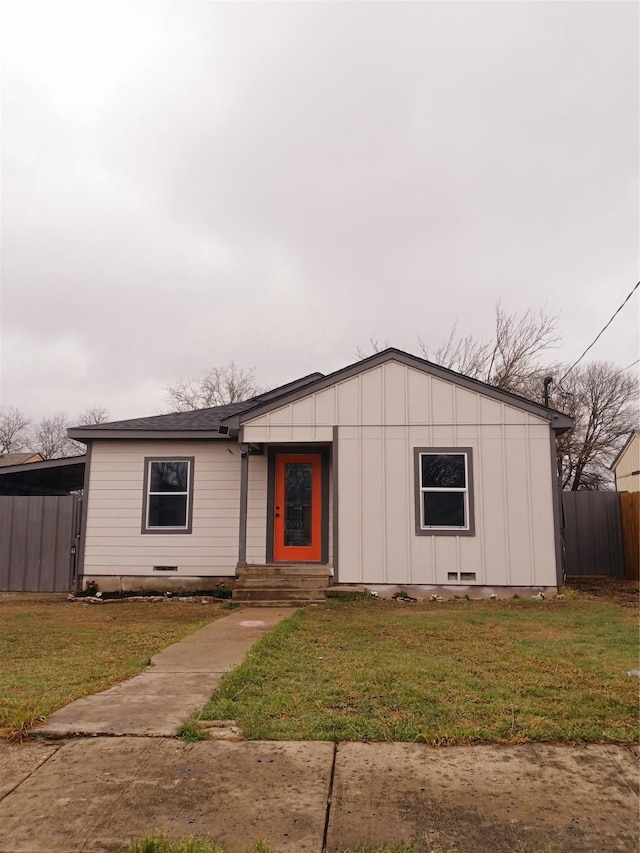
[0, 740, 637, 852]
[36, 607, 292, 737]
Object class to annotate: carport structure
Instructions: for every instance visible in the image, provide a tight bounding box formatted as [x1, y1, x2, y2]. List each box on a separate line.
[0, 456, 86, 592]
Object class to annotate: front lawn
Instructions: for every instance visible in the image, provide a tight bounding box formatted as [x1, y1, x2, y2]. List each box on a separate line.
[0, 598, 219, 739]
[201, 596, 639, 743]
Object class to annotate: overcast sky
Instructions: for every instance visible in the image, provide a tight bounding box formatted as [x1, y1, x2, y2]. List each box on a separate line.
[2, 0, 638, 423]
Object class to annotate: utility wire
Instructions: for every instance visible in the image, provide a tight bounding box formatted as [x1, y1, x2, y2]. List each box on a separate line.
[559, 281, 640, 382]
[613, 357, 640, 378]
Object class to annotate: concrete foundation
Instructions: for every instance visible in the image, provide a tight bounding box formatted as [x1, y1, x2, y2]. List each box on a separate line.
[81, 575, 237, 594]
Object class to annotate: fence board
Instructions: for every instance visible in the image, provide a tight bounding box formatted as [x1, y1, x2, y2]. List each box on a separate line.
[620, 492, 639, 580]
[562, 491, 624, 577]
[0, 495, 79, 592]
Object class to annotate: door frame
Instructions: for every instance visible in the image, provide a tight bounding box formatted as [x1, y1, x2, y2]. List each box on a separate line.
[266, 445, 330, 564]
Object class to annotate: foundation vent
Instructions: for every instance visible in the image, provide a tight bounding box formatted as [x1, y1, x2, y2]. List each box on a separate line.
[447, 572, 477, 582]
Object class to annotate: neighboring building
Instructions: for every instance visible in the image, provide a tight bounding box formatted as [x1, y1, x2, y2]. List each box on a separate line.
[0, 455, 85, 495]
[68, 349, 573, 598]
[611, 430, 640, 492]
[0, 452, 43, 467]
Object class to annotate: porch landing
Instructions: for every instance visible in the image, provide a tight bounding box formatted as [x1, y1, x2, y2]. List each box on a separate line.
[233, 564, 332, 605]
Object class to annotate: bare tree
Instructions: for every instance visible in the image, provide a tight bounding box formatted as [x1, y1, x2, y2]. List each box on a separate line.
[0, 407, 31, 454]
[357, 304, 639, 490]
[77, 406, 110, 425]
[30, 413, 83, 460]
[419, 303, 561, 395]
[165, 362, 264, 412]
[355, 337, 390, 360]
[419, 322, 493, 380]
[552, 362, 639, 491]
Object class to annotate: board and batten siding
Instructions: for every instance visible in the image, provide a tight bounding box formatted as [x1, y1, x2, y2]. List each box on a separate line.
[242, 360, 557, 587]
[83, 440, 241, 577]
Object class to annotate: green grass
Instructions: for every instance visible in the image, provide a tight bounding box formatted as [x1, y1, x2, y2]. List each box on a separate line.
[121, 832, 554, 853]
[122, 832, 274, 853]
[122, 835, 425, 853]
[0, 599, 218, 739]
[177, 714, 209, 742]
[201, 597, 639, 743]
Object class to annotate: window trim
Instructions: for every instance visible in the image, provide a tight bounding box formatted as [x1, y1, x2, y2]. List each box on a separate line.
[413, 447, 475, 536]
[141, 456, 195, 534]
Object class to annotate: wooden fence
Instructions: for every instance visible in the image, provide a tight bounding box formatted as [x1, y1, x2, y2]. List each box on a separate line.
[620, 492, 639, 580]
[0, 495, 81, 592]
[562, 490, 639, 579]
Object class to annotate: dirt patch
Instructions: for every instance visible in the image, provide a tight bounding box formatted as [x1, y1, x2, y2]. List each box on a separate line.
[565, 577, 639, 609]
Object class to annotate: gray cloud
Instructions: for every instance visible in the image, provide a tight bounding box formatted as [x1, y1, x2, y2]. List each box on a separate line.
[2, 1, 638, 421]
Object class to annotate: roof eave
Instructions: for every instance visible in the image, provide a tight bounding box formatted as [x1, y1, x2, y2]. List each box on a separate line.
[0, 455, 87, 475]
[67, 429, 239, 441]
[551, 417, 574, 436]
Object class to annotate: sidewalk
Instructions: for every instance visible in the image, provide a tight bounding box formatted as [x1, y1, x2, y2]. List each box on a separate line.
[35, 607, 292, 737]
[0, 739, 637, 852]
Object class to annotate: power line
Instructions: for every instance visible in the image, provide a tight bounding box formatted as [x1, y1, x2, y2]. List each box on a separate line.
[559, 281, 640, 382]
[613, 357, 640, 378]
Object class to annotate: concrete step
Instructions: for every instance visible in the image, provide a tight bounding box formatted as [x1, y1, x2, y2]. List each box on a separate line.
[326, 585, 369, 598]
[238, 564, 332, 579]
[233, 588, 328, 603]
[235, 577, 330, 590]
[234, 564, 331, 604]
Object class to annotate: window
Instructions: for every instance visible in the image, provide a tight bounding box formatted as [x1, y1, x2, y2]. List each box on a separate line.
[142, 457, 194, 533]
[414, 447, 474, 536]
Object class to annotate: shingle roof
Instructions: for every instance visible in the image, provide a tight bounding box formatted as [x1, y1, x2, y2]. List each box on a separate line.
[67, 372, 325, 435]
[69, 400, 255, 432]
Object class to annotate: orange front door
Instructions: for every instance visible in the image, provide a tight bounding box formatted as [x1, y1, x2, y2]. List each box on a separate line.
[273, 454, 322, 562]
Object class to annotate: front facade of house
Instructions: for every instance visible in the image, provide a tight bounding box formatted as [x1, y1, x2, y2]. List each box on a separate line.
[69, 350, 572, 596]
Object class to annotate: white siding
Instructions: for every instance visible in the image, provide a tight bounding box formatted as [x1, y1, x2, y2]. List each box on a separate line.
[614, 433, 640, 492]
[243, 361, 558, 587]
[245, 453, 268, 564]
[84, 440, 241, 577]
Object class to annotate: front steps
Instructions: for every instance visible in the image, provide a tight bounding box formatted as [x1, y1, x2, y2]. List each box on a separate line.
[233, 564, 332, 605]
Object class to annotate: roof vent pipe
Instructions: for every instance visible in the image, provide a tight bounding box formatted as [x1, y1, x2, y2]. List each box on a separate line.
[543, 376, 553, 408]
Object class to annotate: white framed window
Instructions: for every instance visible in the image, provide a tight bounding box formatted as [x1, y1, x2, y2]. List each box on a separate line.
[142, 457, 194, 533]
[413, 447, 475, 536]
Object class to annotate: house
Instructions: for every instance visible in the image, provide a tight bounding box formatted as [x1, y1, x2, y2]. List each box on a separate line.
[0, 452, 43, 467]
[611, 430, 640, 492]
[67, 349, 573, 599]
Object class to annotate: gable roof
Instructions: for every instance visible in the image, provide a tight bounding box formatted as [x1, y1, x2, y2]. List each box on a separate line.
[67, 372, 324, 441]
[227, 348, 574, 434]
[68, 349, 573, 442]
